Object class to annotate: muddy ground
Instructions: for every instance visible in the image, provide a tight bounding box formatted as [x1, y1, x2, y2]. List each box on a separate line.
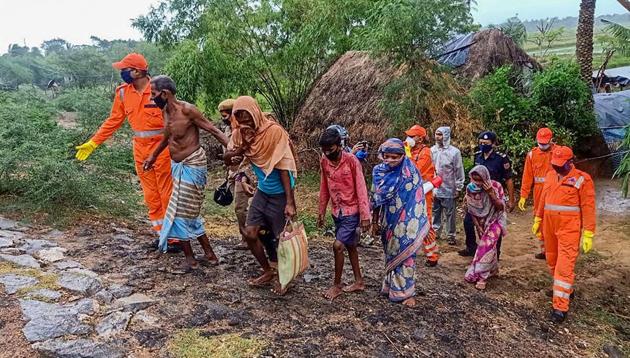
[2, 179, 629, 357]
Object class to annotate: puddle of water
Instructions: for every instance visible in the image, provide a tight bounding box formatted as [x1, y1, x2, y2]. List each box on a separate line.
[596, 179, 630, 214]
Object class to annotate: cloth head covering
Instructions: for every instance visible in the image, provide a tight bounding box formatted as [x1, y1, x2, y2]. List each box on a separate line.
[372, 138, 417, 207]
[536, 127, 553, 144]
[466, 165, 506, 232]
[112, 53, 148, 71]
[405, 125, 427, 138]
[551, 145, 574, 166]
[218, 99, 236, 112]
[436, 126, 451, 148]
[229, 96, 297, 177]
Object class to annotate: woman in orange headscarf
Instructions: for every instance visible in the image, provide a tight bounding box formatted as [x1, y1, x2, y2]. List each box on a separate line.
[225, 96, 297, 294]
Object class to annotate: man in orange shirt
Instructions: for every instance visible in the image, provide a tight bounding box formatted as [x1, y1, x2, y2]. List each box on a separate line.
[75, 53, 173, 247]
[404, 125, 439, 267]
[532, 146, 595, 323]
[519, 127, 555, 260]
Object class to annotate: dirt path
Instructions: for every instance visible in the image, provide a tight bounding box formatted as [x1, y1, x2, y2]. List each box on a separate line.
[1, 179, 628, 357]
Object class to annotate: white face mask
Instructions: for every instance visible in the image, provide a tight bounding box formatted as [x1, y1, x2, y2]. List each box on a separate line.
[538, 143, 551, 151]
[405, 136, 416, 148]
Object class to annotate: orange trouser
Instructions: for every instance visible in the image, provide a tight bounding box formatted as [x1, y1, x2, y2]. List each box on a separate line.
[423, 192, 440, 263]
[533, 183, 545, 252]
[133, 136, 173, 233]
[542, 210, 580, 312]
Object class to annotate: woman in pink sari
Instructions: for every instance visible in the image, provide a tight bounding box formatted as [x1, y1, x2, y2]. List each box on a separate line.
[464, 165, 506, 290]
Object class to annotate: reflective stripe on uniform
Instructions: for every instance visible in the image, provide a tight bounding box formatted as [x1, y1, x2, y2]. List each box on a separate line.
[119, 88, 124, 102]
[574, 176, 585, 189]
[135, 129, 164, 138]
[534, 177, 546, 183]
[553, 290, 571, 299]
[425, 241, 437, 250]
[544, 204, 580, 212]
[151, 219, 163, 227]
[554, 279, 572, 290]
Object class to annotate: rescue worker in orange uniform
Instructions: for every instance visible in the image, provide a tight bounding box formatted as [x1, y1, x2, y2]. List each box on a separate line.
[75, 53, 173, 246]
[518, 127, 556, 260]
[532, 146, 595, 323]
[404, 125, 440, 267]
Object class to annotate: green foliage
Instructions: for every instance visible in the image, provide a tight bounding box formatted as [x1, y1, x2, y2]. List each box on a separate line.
[602, 19, 630, 56]
[134, 0, 371, 126]
[358, 0, 474, 64]
[489, 16, 527, 46]
[0, 89, 138, 220]
[469, 62, 595, 177]
[613, 126, 630, 198]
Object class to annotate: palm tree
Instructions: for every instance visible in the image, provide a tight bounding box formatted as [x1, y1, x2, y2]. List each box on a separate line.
[576, 0, 596, 84]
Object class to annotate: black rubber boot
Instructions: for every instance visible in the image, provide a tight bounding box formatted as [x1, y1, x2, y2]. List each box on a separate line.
[550, 309, 568, 324]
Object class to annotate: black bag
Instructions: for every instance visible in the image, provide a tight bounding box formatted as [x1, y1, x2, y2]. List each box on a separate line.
[213, 180, 233, 206]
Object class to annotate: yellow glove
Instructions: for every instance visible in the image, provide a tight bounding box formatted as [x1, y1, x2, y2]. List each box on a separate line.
[531, 216, 542, 238]
[581, 230, 593, 254]
[518, 197, 527, 211]
[75, 140, 98, 161]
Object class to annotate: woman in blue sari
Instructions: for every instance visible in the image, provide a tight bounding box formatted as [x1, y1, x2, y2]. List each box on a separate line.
[371, 138, 429, 307]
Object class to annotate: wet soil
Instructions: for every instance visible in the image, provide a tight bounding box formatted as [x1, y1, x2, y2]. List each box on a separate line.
[5, 179, 630, 357]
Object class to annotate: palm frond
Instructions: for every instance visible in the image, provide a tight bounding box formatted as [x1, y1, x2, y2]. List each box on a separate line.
[601, 19, 630, 56]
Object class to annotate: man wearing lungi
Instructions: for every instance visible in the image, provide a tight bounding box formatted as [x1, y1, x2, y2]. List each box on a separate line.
[144, 76, 228, 271]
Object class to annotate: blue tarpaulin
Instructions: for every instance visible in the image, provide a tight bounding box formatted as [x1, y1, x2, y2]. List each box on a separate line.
[436, 33, 475, 68]
[594, 90, 630, 147]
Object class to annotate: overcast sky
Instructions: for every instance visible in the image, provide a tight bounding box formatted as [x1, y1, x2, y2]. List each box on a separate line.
[0, 0, 628, 54]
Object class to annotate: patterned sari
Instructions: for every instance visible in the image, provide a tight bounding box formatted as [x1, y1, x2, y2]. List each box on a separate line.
[464, 165, 507, 283]
[372, 139, 429, 302]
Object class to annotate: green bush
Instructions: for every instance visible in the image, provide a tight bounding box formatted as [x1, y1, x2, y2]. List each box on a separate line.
[0, 88, 139, 220]
[468, 61, 596, 179]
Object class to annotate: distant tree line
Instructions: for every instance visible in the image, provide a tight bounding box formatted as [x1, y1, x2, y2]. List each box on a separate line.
[0, 38, 169, 90]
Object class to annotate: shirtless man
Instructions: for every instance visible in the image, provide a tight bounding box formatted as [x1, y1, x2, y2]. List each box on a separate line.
[144, 75, 228, 271]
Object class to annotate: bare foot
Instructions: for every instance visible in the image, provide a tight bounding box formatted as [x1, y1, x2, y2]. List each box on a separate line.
[272, 278, 288, 296]
[248, 270, 274, 287]
[342, 281, 365, 293]
[402, 297, 417, 307]
[475, 281, 487, 290]
[199, 255, 219, 267]
[323, 285, 344, 300]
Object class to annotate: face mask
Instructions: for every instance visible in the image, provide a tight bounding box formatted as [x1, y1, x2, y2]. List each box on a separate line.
[383, 158, 402, 167]
[405, 136, 416, 148]
[552, 162, 572, 176]
[467, 182, 482, 193]
[324, 149, 341, 161]
[120, 69, 134, 84]
[153, 93, 167, 109]
[538, 143, 551, 151]
[480, 144, 493, 154]
[222, 115, 231, 125]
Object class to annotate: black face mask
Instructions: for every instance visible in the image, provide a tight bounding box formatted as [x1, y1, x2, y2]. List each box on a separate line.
[153, 93, 167, 109]
[325, 149, 341, 161]
[552, 163, 572, 176]
[222, 116, 231, 125]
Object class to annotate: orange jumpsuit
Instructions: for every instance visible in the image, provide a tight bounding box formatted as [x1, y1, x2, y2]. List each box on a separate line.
[520, 145, 555, 249]
[536, 167, 596, 312]
[92, 82, 173, 233]
[409, 145, 439, 263]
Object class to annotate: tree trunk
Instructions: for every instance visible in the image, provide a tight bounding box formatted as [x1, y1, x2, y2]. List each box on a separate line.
[576, 0, 596, 84]
[617, 0, 630, 12]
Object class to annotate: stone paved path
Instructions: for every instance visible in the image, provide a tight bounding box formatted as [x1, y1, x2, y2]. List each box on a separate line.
[0, 217, 159, 358]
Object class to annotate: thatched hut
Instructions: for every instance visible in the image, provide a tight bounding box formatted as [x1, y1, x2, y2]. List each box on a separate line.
[447, 29, 542, 80]
[291, 29, 540, 169]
